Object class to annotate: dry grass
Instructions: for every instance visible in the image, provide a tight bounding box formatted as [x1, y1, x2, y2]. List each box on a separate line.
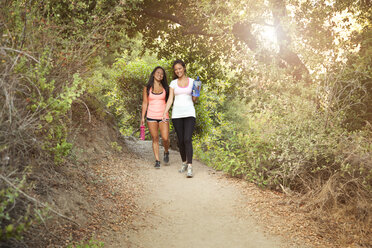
[298, 169, 372, 247]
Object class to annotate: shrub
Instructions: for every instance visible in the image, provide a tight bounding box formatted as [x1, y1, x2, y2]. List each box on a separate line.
[0, 0, 132, 245]
[67, 239, 104, 248]
[194, 67, 372, 214]
[86, 55, 171, 135]
[0, 176, 32, 241]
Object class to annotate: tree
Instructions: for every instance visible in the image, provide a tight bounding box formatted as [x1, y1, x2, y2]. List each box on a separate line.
[125, 0, 309, 80]
[125, 0, 371, 83]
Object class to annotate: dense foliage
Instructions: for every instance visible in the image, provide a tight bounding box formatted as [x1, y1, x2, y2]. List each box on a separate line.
[0, 0, 131, 246]
[85, 53, 171, 136]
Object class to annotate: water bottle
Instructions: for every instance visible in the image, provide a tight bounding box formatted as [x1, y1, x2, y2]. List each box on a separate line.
[192, 76, 201, 97]
[140, 125, 145, 140]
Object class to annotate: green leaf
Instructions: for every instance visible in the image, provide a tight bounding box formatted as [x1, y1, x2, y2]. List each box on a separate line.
[6, 224, 14, 233]
[45, 113, 53, 123]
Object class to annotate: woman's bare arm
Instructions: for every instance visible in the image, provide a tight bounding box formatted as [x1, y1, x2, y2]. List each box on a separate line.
[141, 87, 148, 126]
[163, 87, 174, 120]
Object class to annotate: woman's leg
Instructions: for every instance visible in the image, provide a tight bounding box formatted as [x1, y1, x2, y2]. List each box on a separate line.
[147, 121, 160, 161]
[172, 118, 186, 163]
[183, 117, 196, 164]
[159, 121, 169, 153]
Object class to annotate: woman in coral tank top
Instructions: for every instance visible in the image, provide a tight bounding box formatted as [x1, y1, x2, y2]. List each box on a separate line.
[141, 66, 170, 169]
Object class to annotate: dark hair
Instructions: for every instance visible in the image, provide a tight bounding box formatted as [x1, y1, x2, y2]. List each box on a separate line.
[146, 66, 169, 101]
[172, 59, 187, 79]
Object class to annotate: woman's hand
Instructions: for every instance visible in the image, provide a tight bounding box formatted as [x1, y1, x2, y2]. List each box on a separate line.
[162, 87, 174, 122]
[162, 112, 167, 122]
[140, 117, 145, 126]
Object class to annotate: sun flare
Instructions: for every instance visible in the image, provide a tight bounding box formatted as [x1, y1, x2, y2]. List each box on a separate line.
[260, 26, 277, 47]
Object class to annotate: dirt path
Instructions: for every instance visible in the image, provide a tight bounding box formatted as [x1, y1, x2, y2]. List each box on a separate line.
[36, 115, 343, 247]
[102, 139, 306, 248]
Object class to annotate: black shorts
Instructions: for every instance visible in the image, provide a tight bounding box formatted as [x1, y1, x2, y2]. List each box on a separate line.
[147, 117, 169, 123]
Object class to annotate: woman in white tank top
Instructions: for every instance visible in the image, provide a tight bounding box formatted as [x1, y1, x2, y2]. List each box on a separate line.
[162, 60, 199, 178]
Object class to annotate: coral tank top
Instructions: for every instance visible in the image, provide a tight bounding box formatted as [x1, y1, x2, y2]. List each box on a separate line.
[146, 88, 169, 119]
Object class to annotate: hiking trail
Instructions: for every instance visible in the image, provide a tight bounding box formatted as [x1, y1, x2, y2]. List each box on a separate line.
[96, 138, 334, 248]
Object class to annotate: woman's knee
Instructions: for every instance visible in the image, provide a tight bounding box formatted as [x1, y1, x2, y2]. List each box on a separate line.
[184, 137, 192, 145]
[152, 135, 159, 143]
[162, 136, 169, 143]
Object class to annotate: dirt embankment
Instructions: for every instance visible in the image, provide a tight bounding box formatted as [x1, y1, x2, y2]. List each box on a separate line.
[23, 102, 141, 247]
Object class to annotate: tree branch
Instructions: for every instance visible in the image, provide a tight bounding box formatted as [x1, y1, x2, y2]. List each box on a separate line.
[142, 8, 186, 26]
[141, 3, 309, 81]
[0, 47, 40, 63]
[269, 0, 309, 79]
[232, 22, 258, 51]
[142, 8, 218, 37]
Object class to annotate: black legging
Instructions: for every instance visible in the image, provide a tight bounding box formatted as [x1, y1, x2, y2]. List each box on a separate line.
[172, 117, 196, 164]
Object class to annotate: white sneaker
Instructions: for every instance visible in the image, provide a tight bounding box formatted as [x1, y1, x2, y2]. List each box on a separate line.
[179, 163, 188, 173]
[186, 165, 193, 178]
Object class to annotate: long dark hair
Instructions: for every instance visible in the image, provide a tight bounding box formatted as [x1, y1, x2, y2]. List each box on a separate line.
[146, 66, 169, 101]
[172, 59, 187, 80]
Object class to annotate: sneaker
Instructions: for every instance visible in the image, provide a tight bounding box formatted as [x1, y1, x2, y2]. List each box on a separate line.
[179, 163, 188, 173]
[154, 160, 160, 169]
[163, 152, 169, 164]
[186, 165, 193, 178]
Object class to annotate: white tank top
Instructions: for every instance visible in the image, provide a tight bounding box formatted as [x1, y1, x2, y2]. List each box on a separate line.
[169, 78, 196, 118]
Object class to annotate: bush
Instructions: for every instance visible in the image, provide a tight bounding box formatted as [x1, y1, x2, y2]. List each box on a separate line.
[0, 0, 132, 245]
[86, 55, 171, 135]
[194, 66, 372, 216]
[67, 239, 104, 248]
[0, 176, 32, 242]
